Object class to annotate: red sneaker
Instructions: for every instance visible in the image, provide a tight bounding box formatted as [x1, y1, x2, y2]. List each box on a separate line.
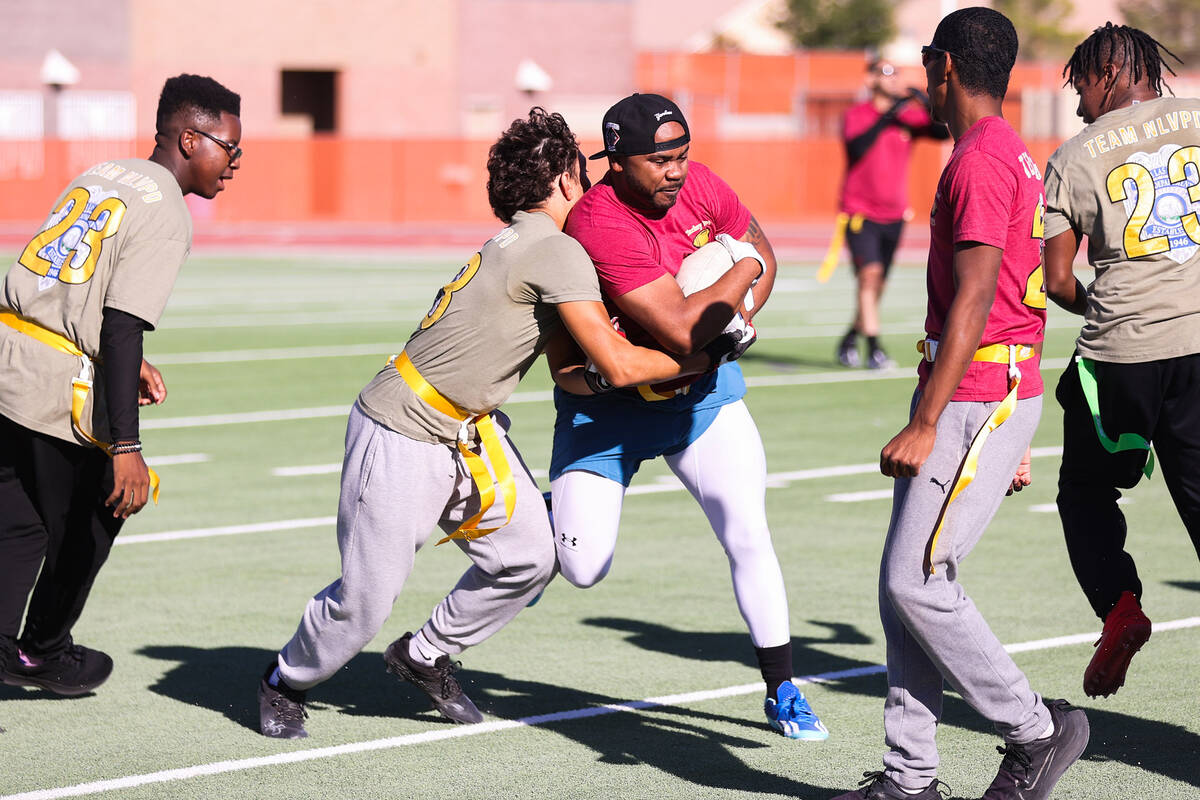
[1083, 591, 1151, 698]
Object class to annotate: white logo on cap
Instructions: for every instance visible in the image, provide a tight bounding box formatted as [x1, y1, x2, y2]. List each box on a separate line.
[654, 110, 674, 121]
[604, 122, 621, 151]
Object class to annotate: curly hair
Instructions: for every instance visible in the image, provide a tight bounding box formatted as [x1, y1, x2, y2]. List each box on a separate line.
[156, 74, 241, 135]
[487, 108, 579, 223]
[1063, 23, 1180, 96]
[931, 7, 1018, 100]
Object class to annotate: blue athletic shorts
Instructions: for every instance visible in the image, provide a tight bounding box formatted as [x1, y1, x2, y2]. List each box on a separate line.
[549, 363, 747, 486]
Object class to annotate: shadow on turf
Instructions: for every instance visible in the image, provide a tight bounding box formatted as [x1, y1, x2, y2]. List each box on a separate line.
[0, 683, 97, 700]
[135, 639, 1200, 797]
[1164, 579, 1200, 594]
[137, 643, 845, 797]
[583, 617, 1200, 795]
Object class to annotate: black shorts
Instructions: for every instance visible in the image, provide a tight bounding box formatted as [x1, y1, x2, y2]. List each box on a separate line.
[845, 218, 903, 275]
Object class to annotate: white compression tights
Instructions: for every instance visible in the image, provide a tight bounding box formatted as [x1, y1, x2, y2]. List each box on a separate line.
[550, 399, 791, 648]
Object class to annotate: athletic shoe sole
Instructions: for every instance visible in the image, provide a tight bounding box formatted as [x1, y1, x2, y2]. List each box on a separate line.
[0, 667, 111, 696]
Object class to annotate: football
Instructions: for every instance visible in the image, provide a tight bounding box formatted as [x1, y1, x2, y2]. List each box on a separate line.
[675, 240, 753, 318]
[675, 241, 734, 296]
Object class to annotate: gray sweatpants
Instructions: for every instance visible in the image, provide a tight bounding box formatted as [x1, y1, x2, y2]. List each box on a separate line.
[279, 403, 555, 690]
[880, 392, 1050, 789]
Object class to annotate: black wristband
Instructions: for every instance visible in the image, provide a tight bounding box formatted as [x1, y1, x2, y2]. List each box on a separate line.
[583, 367, 615, 394]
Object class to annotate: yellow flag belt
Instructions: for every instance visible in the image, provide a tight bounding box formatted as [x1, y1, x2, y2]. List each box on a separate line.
[392, 351, 515, 544]
[918, 338, 1037, 575]
[0, 311, 160, 503]
[817, 213, 864, 283]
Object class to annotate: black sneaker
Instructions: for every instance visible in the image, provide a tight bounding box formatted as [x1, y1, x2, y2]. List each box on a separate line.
[830, 771, 949, 799]
[384, 632, 483, 724]
[0, 640, 112, 696]
[981, 699, 1089, 800]
[867, 347, 896, 370]
[837, 334, 861, 368]
[258, 662, 309, 739]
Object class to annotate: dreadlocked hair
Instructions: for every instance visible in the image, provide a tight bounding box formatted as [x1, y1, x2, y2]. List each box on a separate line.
[1063, 23, 1181, 95]
[487, 107, 579, 223]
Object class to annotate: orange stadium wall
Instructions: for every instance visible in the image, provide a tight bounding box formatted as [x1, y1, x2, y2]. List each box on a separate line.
[0, 135, 1061, 232]
[0, 51, 1069, 234]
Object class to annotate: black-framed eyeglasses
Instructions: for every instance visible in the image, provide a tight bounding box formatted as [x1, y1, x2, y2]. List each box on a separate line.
[192, 129, 243, 162]
[921, 45, 966, 67]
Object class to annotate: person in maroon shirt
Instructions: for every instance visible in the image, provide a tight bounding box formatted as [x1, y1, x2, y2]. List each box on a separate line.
[836, 59, 948, 370]
[833, 8, 1088, 800]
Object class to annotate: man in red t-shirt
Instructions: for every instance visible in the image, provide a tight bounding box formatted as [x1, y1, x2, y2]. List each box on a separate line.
[547, 93, 828, 742]
[836, 59, 948, 370]
[833, 9, 1088, 800]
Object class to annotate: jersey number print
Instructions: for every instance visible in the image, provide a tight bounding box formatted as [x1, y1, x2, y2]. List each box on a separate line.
[1107, 143, 1200, 263]
[1023, 193, 1047, 309]
[19, 185, 126, 290]
[420, 252, 481, 329]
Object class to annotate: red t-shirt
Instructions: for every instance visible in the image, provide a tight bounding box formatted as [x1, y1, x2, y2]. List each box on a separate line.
[563, 160, 751, 348]
[840, 100, 934, 222]
[918, 116, 1046, 402]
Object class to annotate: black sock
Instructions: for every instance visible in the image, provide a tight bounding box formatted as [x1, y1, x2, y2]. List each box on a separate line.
[867, 336, 880, 352]
[840, 328, 858, 347]
[756, 641, 793, 699]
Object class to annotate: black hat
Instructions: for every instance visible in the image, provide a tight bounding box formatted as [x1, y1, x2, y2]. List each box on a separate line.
[588, 93, 691, 160]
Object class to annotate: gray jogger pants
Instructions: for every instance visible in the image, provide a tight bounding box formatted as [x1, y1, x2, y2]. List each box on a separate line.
[279, 403, 555, 690]
[880, 392, 1050, 789]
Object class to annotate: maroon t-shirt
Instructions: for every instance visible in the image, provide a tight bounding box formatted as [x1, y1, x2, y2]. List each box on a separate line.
[563, 160, 751, 349]
[840, 99, 934, 222]
[918, 116, 1047, 402]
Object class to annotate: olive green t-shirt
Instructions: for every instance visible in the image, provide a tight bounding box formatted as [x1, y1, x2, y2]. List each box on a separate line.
[358, 210, 602, 444]
[1044, 96, 1200, 362]
[0, 159, 191, 443]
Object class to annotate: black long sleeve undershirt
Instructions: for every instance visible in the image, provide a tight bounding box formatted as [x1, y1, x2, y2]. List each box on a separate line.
[99, 307, 149, 444]
[844, 94, 950, 166]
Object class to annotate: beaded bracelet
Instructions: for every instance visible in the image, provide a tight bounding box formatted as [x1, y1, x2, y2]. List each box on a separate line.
[109, 441, 142, 456]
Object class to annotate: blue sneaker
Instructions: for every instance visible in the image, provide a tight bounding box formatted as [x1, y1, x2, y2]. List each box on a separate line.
[764, 681, 828, 740]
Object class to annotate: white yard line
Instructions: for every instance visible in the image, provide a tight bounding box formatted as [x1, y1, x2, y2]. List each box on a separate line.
[271, 463, 343, 477]
[150, 343, 397, 365]
[140, 365, 1074, 431]
[122, 448, 1069, 546]
[827, 489, 894, 503]
[142, 453, 210, 467]
[146, 320, 1084, 361]
[114, 518, 336, 546]
[6, 618, 1198, 800]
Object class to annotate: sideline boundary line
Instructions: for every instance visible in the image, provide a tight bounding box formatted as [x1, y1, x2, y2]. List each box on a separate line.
[6, 618, 1198, 800]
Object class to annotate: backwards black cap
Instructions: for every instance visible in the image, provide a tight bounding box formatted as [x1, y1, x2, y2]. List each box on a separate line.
[589, 93, 691, 160]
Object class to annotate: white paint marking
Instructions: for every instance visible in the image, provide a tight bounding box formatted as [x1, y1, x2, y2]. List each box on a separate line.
[272, 463, 342, 477]
[122, 450, 1073, 546]
[142, 406, 350, 430]
[827, 489, 894, 503]
[1031, 496, 1130, 514]
[271, 463, 549, 479]
[150, 343, 396, 365]
[8, 618, 1198, 800]
[113, 518, 336, 546]
[138, 365, 1070, 431]
[142, 453, 210, 467]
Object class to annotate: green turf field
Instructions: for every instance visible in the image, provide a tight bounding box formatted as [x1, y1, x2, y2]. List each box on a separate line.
[1, 252, 1196, 800]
